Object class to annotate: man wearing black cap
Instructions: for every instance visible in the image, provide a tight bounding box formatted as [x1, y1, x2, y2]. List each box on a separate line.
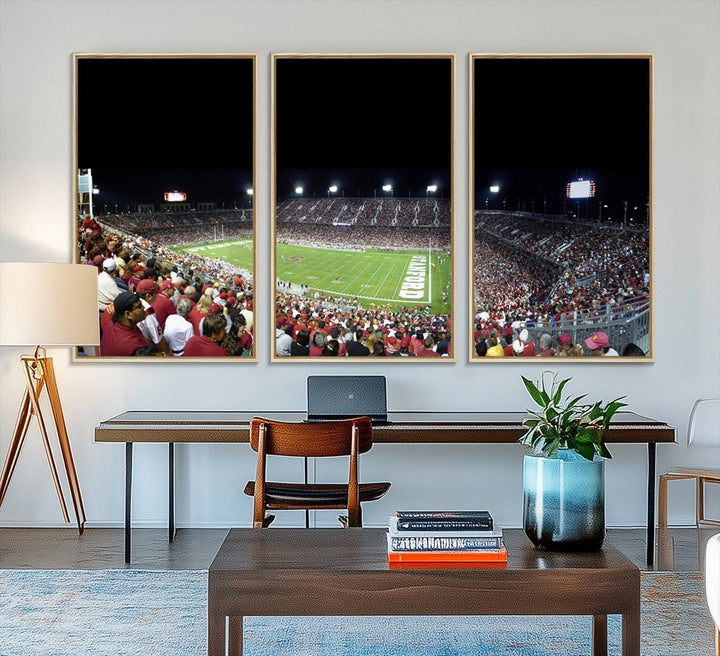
[99, 291, 151, 356]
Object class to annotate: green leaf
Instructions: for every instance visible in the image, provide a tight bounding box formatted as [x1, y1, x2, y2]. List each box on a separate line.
[522, 376, 547, 407]
[574, 429, 596, 444]
[601, 399, 628, 427]
[566, 394, 587, 409]
[588, 403, 603, 421]
[552, 377, 571, 404]
[575, 442, 595, 461]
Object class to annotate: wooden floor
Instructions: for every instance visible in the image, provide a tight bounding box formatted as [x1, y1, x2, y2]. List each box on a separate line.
[0, 525, 717, 571]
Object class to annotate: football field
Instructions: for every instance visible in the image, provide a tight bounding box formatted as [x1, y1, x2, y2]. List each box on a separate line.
[176, 238, 254, 272]
[175, 239, 451, 314]
[276, 244, 451, 314]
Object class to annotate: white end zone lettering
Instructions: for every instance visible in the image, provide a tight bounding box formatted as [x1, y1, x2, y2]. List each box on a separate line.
[399, 256, 428, 300]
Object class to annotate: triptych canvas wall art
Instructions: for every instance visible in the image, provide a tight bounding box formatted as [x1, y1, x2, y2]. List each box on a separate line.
[72, 53, 652, 362]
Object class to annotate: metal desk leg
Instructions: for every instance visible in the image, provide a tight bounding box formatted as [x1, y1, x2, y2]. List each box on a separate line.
[304, 456, 310, 528]
[646, 442, 656, 566]
[125, 442, 133, 564]
[169, 443, 175, 542]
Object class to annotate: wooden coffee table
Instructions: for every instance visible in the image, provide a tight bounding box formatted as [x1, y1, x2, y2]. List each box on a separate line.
[208, 528, 640, 656]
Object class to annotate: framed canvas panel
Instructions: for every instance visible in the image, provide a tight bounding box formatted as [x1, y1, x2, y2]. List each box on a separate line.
[469, 54, 653, 362]
[271, 54, 455, 361]
[73, 54, 257, 361]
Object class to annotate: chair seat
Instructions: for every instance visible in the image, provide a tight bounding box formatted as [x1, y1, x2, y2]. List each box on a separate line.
[664, 467, 720, 480]
[659, 469, 720, 528]
[244, 481, 390, 508]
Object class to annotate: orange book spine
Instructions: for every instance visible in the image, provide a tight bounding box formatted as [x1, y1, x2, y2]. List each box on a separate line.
[388, 545, 507, 563]
[389, 560, 507, 569]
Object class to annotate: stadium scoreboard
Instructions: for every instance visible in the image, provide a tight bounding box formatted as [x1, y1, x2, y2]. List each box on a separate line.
[164, 190, 187, 202]
[566, 178, 596, 199]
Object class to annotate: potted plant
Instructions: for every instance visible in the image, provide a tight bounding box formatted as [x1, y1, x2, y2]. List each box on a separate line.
[519, 372, 626, 551]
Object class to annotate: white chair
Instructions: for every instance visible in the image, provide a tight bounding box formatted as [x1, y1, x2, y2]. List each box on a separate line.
[707, 533, 720, 656]
[659, 398, 720, 527]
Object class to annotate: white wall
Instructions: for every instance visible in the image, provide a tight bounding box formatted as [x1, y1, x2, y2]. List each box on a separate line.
[1, 0, 718, 530]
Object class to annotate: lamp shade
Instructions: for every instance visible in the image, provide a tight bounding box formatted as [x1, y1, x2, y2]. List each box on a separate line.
[0, 262, 100, 346]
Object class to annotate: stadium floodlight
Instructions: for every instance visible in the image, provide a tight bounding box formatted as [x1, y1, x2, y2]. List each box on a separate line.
[382, 184, 392, 192]
[295, 186, 304, 195]
[490, 185, 500, 193]
[328, 185, 338, 193]
[246, 188, 253, 195]
[426, 185, 437, 193]
[92, 186, 100, 195]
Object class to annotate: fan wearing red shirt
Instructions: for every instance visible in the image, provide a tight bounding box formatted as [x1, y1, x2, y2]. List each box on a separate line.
[150, 280, 177, 330]
[184, 313, 229, 356]
[99, 292, 150, 356]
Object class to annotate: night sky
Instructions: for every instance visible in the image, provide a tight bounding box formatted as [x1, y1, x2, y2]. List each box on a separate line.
[76, 56, 254, 209]
[473, 57, 651, 217]
[274, 57, 453, 200]
[76, 55, 650, 219]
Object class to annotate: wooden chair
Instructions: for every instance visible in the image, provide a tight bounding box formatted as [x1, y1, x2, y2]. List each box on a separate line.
[243, 416, 390, 528]
[658, 398, 720, 528]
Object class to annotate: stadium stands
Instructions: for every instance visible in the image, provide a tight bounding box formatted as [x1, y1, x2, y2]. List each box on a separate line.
[276, 197, 451, 228]
[472, 210, 650, 356]
[77, 210, 254, 357]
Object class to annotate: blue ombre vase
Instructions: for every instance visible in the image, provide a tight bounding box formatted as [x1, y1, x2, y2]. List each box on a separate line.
[523, 448, 606, 551]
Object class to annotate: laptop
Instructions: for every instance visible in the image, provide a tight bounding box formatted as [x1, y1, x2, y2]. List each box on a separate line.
[306, 375, 389, 425]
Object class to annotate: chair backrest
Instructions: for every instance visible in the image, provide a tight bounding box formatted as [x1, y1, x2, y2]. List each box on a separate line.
[249, 416, 373, 457]
[688, 398, 720, 447]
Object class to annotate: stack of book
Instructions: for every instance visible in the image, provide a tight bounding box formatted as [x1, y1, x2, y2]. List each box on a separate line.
[387, 510, 507, 567]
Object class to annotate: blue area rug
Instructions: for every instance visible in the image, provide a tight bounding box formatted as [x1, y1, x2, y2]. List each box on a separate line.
[0, 569, 714, 655]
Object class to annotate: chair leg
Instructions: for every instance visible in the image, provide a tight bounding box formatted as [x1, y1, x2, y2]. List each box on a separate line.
[347, 505, 362, 527]
[658, 475, 669, 528]
[697, 477, 704, 527]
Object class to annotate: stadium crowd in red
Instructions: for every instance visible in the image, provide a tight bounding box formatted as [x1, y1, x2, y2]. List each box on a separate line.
[474, 214, 649, 318]
[275, 289, 451, 357]
[102, 209, 253, 248]
[276, 197, 451, 228]
[472, 211, 649, 357]
[79, 214, 254, 357]
[277, 224, 450, 252]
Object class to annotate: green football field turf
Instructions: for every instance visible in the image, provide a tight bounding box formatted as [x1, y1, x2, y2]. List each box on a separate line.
[175, 239, 452, 314]
[176, 238, 254, 271]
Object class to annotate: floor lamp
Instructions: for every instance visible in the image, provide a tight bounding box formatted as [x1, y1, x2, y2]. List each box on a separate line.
[0, 262, 100, 533]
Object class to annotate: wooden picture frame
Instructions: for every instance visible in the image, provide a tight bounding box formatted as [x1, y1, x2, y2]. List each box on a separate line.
[469, 54, 653, 362]
[72, 53, 257, 361]
[271, 54, 455, 361]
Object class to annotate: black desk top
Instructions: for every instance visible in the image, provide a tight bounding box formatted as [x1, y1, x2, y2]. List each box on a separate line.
[95, 411, 675, 444]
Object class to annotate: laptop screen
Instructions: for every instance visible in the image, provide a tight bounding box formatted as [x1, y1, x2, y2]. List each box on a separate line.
[306, 375, 388, 423]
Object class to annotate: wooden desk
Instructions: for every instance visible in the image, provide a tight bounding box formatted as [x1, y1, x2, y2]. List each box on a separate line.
[94, 411, 675, 564]
[207, 528, 641, 656]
